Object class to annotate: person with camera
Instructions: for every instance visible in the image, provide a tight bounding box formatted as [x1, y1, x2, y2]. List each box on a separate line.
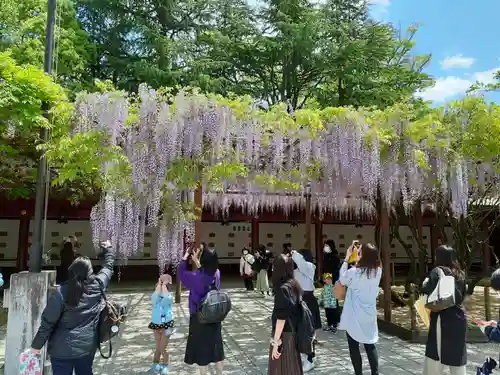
[30, 240, 115, 375]
[338, 241, 382, 375]
[179, 246, 224, 375]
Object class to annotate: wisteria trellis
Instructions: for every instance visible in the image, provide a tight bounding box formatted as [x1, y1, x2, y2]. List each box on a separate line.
[72, 85, 498, 271]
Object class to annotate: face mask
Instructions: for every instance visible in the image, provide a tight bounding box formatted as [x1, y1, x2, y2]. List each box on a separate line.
[323, 245, 331, 253]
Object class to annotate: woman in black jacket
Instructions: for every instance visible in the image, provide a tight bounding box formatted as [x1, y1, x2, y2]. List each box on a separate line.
[322, 240, 341, 282]
[31, 241, 115, 375]
[421, 245, 466, 375]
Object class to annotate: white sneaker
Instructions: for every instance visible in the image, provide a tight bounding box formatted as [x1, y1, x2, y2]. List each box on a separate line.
[303, 360, 315, 372]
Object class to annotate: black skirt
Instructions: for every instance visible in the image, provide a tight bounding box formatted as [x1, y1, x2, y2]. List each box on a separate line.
[303, 291, 322, 330]
[184, 314, 225, 366]
[148, 320, 175, 330]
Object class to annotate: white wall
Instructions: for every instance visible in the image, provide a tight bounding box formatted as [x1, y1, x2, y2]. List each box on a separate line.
[0, 220, 20, 267]
[0, 219, 481, 268]
[322, 223, 431, 262]
[200, 222, 251, 264]
[258, 223, 316, 256]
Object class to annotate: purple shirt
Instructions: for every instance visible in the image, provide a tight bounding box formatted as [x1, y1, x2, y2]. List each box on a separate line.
[178, 260, 221, 314]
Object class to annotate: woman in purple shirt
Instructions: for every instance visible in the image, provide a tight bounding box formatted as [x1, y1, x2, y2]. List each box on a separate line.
[179, 246, 225, 375]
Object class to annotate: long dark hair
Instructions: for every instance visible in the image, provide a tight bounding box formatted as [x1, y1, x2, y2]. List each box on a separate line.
[60, 241, 76, 265]
[325, 239, 338, 255]
[200, 248, 219, 277]
[272, 254, 302, 296]
[356, 243, 380, 278]
[434, 245, 464, 279]
[65, 256, 93, 307]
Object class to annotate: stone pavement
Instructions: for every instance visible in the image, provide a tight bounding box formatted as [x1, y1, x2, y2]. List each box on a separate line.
[90, 284, 500, 375]
[0, 283, 499, 375]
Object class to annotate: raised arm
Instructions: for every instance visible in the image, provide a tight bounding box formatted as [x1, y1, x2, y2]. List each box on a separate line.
[178, 259, 199, 290]
[95, 241, 115, 289]
[291, 251, 308, 272]
[338, 261, 355, 286]
[31, 289, 64, 350]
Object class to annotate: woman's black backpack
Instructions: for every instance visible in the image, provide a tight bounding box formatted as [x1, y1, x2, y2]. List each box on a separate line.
[96, 279, 127, 358]
[198, 282, 232, 324]
[291, 299, 315, 354]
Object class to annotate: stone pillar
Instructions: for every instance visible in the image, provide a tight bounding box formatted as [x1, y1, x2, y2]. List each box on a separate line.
[3, 270, 56, 375]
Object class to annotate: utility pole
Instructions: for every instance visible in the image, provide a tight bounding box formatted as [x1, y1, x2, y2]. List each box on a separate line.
[28, 0, 57, 273]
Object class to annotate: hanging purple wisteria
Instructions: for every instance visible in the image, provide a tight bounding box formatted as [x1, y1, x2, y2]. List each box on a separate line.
[71, 85, 494, 270]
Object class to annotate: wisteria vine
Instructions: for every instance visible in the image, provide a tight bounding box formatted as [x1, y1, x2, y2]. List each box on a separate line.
[70, 85, 499, 270]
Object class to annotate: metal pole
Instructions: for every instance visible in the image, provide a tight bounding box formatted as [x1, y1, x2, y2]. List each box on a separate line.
[28, 0, 56, 273]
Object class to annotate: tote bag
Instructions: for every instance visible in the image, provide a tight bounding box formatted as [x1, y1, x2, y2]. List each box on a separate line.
[334, 281, 346, 301]
[19, 349, 41, 375]
[425, 267, 455, 312]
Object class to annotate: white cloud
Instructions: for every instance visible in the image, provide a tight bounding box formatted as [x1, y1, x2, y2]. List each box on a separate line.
[474, 68, 499, 85]
[369, 0, 390, 20]
[369, 0, 390, 5]
[416, 67, 500, 102]
[440, 54, 476, 70]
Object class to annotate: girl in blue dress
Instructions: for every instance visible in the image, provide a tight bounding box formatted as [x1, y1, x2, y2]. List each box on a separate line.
[149, 277, 175, 374]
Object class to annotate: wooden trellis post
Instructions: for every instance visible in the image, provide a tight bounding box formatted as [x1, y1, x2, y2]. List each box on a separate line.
[380, 199, 392, 322]
[305, 194, 312, 250]
[175, 186, 203, 304]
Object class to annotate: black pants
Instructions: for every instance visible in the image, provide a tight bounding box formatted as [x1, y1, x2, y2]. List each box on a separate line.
[325, 307, 340, 327]
[347, 332, 379, 375]
[51, 354, 94, 375]
[243, 276, 254, 290]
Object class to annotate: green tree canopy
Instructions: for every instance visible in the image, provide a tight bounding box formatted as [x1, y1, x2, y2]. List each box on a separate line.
[0, 52, 70, 198]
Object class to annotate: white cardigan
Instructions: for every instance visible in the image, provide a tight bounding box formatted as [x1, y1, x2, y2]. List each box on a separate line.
[240, 254, 254, 276]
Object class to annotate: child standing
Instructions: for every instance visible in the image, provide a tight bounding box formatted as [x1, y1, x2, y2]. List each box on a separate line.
[148, 276, 175, 374]
[320, 273, 340, 333]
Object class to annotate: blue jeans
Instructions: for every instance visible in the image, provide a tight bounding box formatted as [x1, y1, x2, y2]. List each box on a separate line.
[51, 354, 94, 375]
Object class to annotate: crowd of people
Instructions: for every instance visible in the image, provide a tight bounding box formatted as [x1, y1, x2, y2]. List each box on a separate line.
[26, 234, 496, 375]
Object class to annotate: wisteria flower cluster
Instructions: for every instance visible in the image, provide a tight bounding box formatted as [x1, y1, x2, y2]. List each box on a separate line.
[70, 86, 499, 269]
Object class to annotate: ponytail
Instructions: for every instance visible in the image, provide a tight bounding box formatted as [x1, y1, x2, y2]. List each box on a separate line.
[64, 277, 85, 307]
[65, 256, 93, 307]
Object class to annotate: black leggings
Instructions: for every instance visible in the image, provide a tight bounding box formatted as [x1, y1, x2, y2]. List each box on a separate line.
[243, 276, 254, 290]
[346, 332, 379, 375]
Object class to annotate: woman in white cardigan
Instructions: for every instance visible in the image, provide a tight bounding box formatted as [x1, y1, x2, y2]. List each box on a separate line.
[240, 248, 255, 291]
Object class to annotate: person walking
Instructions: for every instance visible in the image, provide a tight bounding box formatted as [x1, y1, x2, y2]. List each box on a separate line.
[291, 249, 321, 372]
[179, 246, 225, 375]
[30, 241, 115, 375]
[421, 245, 467, 375]
[338, 241, 382, 375]
[268, 254, 303, 375]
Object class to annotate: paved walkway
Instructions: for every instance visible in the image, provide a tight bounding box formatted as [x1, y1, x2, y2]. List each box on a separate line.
[89, 285, 500, 375]
[0, 284, 499, 375]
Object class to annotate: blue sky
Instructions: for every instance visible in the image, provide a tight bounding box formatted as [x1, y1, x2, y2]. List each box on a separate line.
[370, 0, 500, 104]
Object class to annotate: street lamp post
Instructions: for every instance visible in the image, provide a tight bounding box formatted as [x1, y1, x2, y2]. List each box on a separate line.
[28, 0, 57, 273]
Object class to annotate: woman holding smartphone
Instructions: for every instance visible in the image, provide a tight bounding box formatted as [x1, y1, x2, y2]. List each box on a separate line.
[268, 254, 303, 375]
[338, 241, 382, 375]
